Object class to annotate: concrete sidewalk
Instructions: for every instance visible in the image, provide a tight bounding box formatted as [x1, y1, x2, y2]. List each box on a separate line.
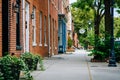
[31, 50, 120, 80]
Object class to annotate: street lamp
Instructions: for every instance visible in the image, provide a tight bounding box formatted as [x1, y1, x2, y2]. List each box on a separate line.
[108, 0, 117, 67]
[88, 20, 92, 30]
[31, 11, 34, 19]
[93, 0, 100, 10]
[12, 2, 19, 13]
[79, 28, 85, 34]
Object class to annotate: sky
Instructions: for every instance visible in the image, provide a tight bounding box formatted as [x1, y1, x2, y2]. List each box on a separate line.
[114, 9, 120, 17]
[70, 0, 77, 4]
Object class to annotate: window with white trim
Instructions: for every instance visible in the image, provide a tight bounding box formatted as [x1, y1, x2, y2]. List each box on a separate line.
[39, 12, 42, 46]
[44, 16, 47, 46]
[32, 7, 37, 46]
[53, 19, 55, 47]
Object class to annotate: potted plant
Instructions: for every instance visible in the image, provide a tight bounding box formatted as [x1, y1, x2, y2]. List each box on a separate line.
[20, 52, 44, 71]
[35, 54, 45, 71]
[68, 37, 73, 49]
[0, 55, 33, 80]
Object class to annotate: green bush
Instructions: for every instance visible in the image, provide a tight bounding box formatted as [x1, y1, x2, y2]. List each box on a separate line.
[89, 38, 120, 62]
[0, 55, 33, 80]
[88, 37, 109, 61]
[115, 42, 120, 62]
[20, 52, 45, 71]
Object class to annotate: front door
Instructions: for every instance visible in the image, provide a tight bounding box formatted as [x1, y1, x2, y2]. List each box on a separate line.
[25, 2, 29, 52]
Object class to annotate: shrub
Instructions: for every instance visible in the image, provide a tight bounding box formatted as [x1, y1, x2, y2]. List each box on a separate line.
[0, 55, 33, 80]
[20, 52, 45, 71]
[88, 37, 109, 61]
[68, 37, 73, 48]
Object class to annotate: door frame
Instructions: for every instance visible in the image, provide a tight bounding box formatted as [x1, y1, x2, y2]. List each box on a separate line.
[24, 1, 30, 52]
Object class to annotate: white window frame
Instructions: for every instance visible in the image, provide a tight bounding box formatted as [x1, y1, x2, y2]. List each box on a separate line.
[44, 16, 47, 46]
[39, 12, 42, 46]
[32, 7, 37, 46]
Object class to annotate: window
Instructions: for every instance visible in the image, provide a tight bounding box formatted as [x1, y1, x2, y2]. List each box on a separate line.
[32, 7, 37, 46]
[52, 19, 55, 49]
[16, 0, 22, 50]
[44, 16, 47, 46]
[39, 12, 42, 46]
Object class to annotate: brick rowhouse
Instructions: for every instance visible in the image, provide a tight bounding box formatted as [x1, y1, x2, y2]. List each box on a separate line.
[49, 0, 58, 56]
[0, 0, 58, 57]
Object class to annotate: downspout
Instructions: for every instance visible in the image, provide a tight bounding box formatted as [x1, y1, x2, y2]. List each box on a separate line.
[22, 0, 25, 52]
[48, 0, 50, 57]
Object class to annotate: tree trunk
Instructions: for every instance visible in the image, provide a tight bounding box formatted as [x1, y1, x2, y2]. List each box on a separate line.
[94, 15, 101, 36]
[94, 14, 101, 50]
[104, 0, 111, 53]
[105, 0, 111, 36]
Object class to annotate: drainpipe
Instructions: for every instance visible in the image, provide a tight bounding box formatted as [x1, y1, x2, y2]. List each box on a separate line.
[22, 0, 25, 52]
[48, 0, 50, 57]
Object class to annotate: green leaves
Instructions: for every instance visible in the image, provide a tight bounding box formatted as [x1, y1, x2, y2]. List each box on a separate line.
[20, 52, 45, 71]
[72, 0, 94, 10]
[68, 36, 73, 48]
[114, 17, 120, 38]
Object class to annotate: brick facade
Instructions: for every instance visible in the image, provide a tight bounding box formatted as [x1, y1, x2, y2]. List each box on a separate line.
[49, 0, 58, 56]
[0, 0, 58, 57]
[27, 0, 48, 57]
[73, 33, 78, 48]
[58, 0, 74, 52]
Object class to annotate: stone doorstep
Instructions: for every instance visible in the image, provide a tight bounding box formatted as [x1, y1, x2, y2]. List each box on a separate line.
[19, 71, 26, 80]
[66, 48, 75, 52]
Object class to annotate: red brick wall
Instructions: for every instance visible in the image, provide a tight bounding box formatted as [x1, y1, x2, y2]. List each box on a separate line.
[8, 0, 23, 56]
[25, 0, 49, 57]
[49, 0, 58, 55]
[0, 0, 2, 56]
[0, 0, 58, 57]
[58, 0, 62, 13]
[73, 33, 78, 48]
[0, 0, 26, 56]
[9, 0, 16, 54]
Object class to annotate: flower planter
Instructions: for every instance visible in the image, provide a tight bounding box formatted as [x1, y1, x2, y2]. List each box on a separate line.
[25, 58, 33, 70]
[33, 59, 38, 70]
[0, 55, 33, 80]
[20, 52, 44, 71]
[25, 58, 38, 70]
[0, 64, 20, 80]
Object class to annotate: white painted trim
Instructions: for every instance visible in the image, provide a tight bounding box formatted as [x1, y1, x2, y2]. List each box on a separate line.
[39, 43, 42, 46]
[32, 42, 37, 46]
[32, 7, 37, 46]
[22, 0, 25, 52]
[25, 2, 30, 52]
[44, 43, 48, 47]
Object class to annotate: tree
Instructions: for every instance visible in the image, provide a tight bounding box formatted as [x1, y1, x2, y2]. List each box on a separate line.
[115, 0, 120, 12]
[71, 0, 105, 49]
[71, 6, 94, 48]
[114, 18, 120, 38]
